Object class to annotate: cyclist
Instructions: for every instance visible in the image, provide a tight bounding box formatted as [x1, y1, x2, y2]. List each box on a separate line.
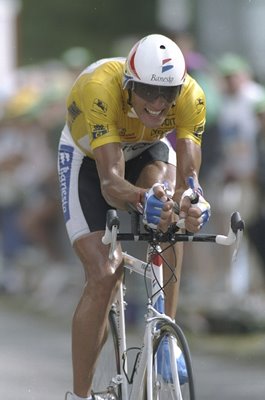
[58, 33, 211, 400]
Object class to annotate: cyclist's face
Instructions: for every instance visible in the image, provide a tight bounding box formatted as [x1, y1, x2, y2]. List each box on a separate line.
[130, 83, 180, 129]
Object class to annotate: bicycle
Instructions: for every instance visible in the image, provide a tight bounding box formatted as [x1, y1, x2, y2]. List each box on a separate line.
[91, 206, 244, 400]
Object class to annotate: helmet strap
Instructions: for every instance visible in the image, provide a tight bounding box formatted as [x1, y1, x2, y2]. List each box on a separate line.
[127, 88, 133, 106]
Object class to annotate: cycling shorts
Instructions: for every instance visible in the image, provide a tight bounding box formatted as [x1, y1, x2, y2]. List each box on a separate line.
[58, 125, 176, 244]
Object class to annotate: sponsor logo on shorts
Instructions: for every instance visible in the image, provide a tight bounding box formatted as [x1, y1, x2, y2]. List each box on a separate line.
[122, 142, 150, 152]
[58, 145, 73, 222]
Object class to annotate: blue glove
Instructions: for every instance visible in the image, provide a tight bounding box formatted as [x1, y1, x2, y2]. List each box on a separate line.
[197, 194, 211, 228]
[143, 184, 167, 230]
[180, 187, 211, 229]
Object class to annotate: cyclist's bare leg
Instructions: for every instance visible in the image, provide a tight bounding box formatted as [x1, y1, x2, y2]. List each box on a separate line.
[72, 231, 123, 397]
[136, 161, 183, 319]
[162, 242, 183, 318]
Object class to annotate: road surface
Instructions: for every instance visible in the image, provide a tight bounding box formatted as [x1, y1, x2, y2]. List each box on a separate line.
[1, 298, 264, 400]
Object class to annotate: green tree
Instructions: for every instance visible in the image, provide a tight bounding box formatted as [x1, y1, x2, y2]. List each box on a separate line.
[19, 0, 158, 65]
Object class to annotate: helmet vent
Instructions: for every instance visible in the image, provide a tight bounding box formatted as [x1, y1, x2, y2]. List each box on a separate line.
[160, 45, 166, 49]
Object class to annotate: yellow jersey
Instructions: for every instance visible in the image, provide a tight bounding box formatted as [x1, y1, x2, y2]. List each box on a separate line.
[66, 58, 206, 159]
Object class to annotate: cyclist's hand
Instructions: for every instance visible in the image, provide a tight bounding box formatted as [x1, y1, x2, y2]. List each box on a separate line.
[179, 189, 211, 232]
[143, 183, 174, 231]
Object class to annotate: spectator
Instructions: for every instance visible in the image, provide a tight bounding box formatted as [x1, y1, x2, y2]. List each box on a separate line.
[216, 53, 265, 190]
[247, 95, 265, 280]
[166, 31, 221, 181]
[0, 86, 57, 293]
[213, 53, 265, 294]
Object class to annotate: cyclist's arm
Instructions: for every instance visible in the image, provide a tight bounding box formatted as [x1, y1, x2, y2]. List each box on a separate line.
[173, 137, 211, 233]
[174, 137, 202, 202]
[173, 74, 205, 200]
[93, 142, 146, 211]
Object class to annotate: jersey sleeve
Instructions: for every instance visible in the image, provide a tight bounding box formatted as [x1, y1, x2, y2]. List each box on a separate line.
[80, 80, 121, 150]
[175, 77, 206, 146]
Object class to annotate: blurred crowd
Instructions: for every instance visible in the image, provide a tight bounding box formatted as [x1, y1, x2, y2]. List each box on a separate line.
[161, 31, 265, 307]
[1, 35, 265, 323]
[0, 46, 94, 297]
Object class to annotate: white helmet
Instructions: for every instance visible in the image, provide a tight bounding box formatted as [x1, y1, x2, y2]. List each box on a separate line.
[124, 34, 186, 89]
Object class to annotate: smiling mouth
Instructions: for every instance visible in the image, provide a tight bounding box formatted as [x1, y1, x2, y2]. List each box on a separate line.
[145, 107, 164, 116]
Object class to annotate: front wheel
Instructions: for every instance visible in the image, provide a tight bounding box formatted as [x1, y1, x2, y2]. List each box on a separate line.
[150, 320, 196, 400]
[92, 308, 122, 399]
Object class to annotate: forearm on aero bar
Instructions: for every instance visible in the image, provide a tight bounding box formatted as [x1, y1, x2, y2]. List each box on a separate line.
[101, 178, 145, 211]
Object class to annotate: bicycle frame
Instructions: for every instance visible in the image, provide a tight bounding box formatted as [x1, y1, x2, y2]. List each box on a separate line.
[102, 209, 245, 400]
[111, 247, 174, 400]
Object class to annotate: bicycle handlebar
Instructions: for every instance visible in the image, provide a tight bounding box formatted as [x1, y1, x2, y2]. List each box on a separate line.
[102, 209, 245, 246]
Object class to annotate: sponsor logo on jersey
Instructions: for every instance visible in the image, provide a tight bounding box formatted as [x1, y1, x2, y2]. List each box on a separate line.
[150, 117, 176, 138]
[58, 145, 73, 222]
[150, 128, 165, 138]
[92, 98, 108, 115]
[67, 101, 82, 128]
[195, 98, 205, 113]
[162, 117, 176, 128]
[193, 124, 204, 138]
[91, 124, 108, 139]
[119, 128, 137, 139]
